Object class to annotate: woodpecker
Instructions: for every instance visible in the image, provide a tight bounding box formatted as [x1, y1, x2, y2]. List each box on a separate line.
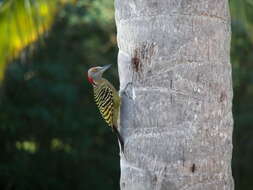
[87, 65, 124, 152]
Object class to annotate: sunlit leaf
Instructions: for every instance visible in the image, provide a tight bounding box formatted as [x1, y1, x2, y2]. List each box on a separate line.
[16, 140, 37, 153]
[0, 0, 74, 81]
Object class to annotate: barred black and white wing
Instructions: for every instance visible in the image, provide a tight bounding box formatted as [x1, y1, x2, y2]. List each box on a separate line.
[93, 84, 114, 127]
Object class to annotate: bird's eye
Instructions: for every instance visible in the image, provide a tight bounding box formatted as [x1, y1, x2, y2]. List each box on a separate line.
[93, 68, 97, 72]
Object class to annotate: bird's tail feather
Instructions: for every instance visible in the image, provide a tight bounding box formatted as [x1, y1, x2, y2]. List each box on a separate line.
[113, 126, 124, 153]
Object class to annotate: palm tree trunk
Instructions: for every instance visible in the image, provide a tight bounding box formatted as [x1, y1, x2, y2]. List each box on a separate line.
[115, 0, 234, 189]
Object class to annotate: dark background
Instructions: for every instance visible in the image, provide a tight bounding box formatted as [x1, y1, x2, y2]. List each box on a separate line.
[0, 0, 252, 189]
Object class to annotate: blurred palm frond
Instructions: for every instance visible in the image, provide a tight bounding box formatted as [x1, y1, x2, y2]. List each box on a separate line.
[230, 0, 253, 41]
[0, 0, 74, 80]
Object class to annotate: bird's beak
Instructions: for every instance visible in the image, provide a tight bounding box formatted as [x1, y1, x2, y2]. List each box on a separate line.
[101, 64, 111, 73]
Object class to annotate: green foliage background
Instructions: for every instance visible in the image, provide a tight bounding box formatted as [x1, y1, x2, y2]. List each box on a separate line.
[231, 0, 253, 189]
[0, 0, 252, 190]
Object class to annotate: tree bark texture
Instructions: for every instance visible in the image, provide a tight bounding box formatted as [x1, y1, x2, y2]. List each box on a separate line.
[115, 0, 234, 190]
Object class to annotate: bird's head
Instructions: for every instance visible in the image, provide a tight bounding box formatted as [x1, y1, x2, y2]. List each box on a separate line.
[87, 64, 111, 85]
